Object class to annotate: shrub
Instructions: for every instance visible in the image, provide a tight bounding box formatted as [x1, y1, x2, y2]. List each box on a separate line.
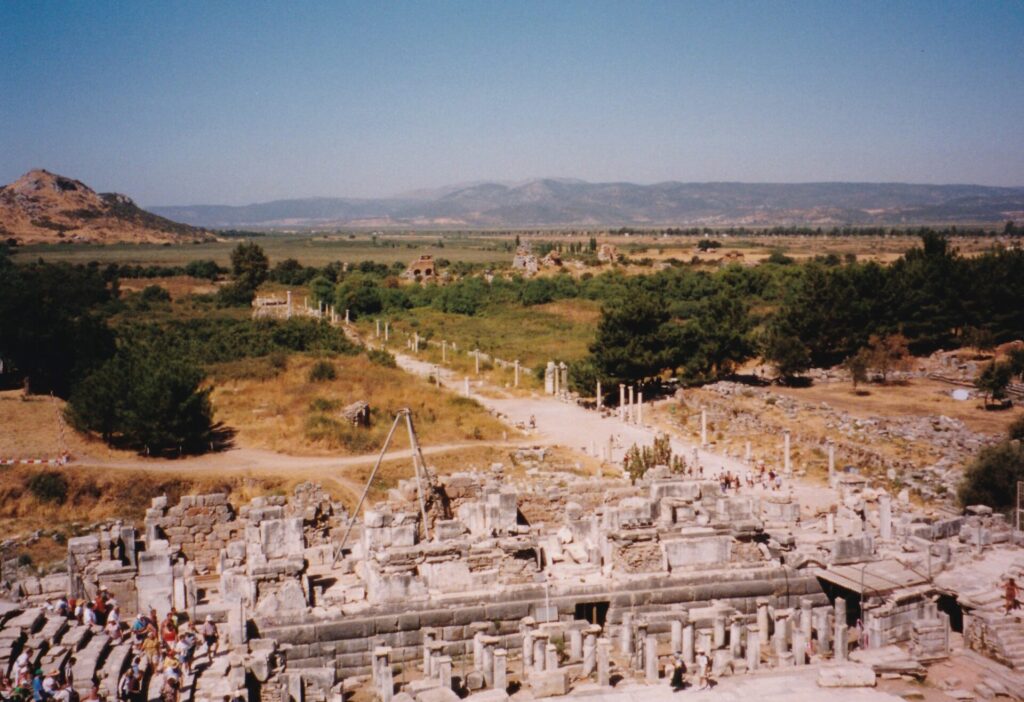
[26, 472, 69, 504]
[308, 360, 336, 382]
[140, 285, 171, 303]
[309, 397, 340, 412]
[1010, 415, 1024, 442]
[958, 441, 1024, 511]
[366, 349, 397, 368]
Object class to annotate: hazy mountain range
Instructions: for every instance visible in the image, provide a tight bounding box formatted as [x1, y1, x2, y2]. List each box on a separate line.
[151, 179, 1024, 229]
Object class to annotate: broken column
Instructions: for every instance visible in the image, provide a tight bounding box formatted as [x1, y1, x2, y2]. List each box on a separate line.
[745, 625, 760, 671]
[879, 493, 893, 541]
[827, 440, 835, 483]
[514, 360, 520, 387]
[813, 607, 832, 655]
[583, 629, 598, 677]
[700, 409, 708, 446]
[422, 628, 438, 674]
[597, 637, 611, 686]
[783, 430, 792, 475]
[835, 624, 848, 662]
[800, 598, 813, 643]
[792, 629, 806, 665]
[729, 618, 743, 658]
[545, 642, 558, 672]
[482, 637, 498, 688]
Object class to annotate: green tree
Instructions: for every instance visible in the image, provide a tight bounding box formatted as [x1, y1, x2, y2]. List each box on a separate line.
[1007, 347, 1024, 381]
[590, 292, 679, 385]
[975, 361, 1013, 407]
[68, 344, 213, 455]
[309, 276, 334, 306]
[762, 332, 812, 383]
[334, 273, 383, 319]
[866, 333, 911, 383]
[230, 242, 269, 289]
[958, 441, 1024, 510]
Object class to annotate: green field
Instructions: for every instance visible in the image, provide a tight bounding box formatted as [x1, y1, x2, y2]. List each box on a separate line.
[12, 233, 513, 267]
[362, 299, 601, 370]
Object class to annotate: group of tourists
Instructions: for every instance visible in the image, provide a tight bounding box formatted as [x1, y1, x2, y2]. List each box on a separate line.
[1, 589, 218, 702]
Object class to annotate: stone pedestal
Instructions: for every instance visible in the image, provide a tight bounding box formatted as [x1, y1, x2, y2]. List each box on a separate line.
[645, 635, 659, 682]
[597, 638, 611, 686]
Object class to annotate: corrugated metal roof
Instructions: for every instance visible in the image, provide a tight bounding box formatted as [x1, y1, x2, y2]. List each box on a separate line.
[815, 559, 929, 596]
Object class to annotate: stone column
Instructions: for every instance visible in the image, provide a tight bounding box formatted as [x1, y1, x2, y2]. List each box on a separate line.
[834, 624, 848, 661]
[569, 628, 583, 661]
[442, 340, 447, 361]
[344, 308, 350, 324]
[671, 619, 683, 655]
[636, 621, 649, 670]
[700, 409, 708, 446]
[783, 430, 792, 475]
[682, 622, 695, 665]
[627, 386, 635, 422]
[792, 630, 806, 665]
[757, 597, 770, 639]
[533, 633, 549, 673]
[597, 637, 611, 686]
[645, 635, 658, 682]
[619, 384, 626, 420]
[637, 392, 643, 424]
[514, 360, 520, 387]
[286, 290, 292, 319]
[879, 493, 893, 540]
[464, 377, 470, 397]
[834, 597, 847, 628]
[729, 618, 743, 658]
[373, 647, 393, 702]
[745, 625, 760, 671]
[596, 380, 601, 409]
[375, 318, 380, 337]
[438, 656, 452, 690]
[583, 633, 597, 677]
[713, 615, 726, 649]
[493, 649, 507, 692]
[482, 640, 495, 688]
[620, 612, 633, 655]
[545, 643, 558, 672]
[827, 440, 835, 483]
[826, 512, 835, 536]
[813, 608, 832, 655]
[473, 631, 485, 671]
[384, 321, 389, 341]
[745, 441, 752, 462]
[800, 598, 813, 643]
[522, 632, 534, 670]
[475, 350, 480, 375]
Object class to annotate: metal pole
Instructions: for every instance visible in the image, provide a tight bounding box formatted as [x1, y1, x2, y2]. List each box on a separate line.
[334, 412, 404, 563]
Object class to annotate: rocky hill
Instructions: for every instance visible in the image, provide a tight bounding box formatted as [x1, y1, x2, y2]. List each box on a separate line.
[152, 178, 1024, 229]
[0, 170, 213, 244]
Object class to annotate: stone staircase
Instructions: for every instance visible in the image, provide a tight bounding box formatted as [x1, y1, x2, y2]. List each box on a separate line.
[964, 607, 1024, 671]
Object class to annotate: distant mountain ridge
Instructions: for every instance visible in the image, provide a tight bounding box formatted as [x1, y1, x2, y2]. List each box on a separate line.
[151, 179, 1024, 229]
[0, 170, 212, 244]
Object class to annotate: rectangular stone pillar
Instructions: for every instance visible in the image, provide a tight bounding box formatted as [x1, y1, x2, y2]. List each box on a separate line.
[620, 612, 633, 655]
[671, 620, 683, 655]
[473, 631, 484, 671]
[835, 624, 848, 662]
[757, 598, 770, 639]
[522, 632, 534, 669]
[701, 409, 708, 446]
[373, 647, 393, 702]
[493, 649, 507, 692]
[438, 656, 452, 690]
[813, 608, 832, 655]
[645, 635, 658, 683]
[827, 441, 835, 483]
[800, 598, 813, 642]
[783, 430, 792, 475]
[597, 638, 611, 686]
[533, 633, 548, 673]
[482, 643, 494, 688]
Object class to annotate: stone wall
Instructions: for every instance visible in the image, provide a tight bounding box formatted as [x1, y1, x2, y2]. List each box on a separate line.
[258, 566, 825, 678]
[145, 494, 242, 572]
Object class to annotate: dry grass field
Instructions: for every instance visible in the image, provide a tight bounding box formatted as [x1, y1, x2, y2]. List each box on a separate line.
[208, 353, 511, 455]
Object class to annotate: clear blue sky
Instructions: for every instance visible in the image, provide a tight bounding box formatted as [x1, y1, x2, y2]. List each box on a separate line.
[1, 1, 1022, 206]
